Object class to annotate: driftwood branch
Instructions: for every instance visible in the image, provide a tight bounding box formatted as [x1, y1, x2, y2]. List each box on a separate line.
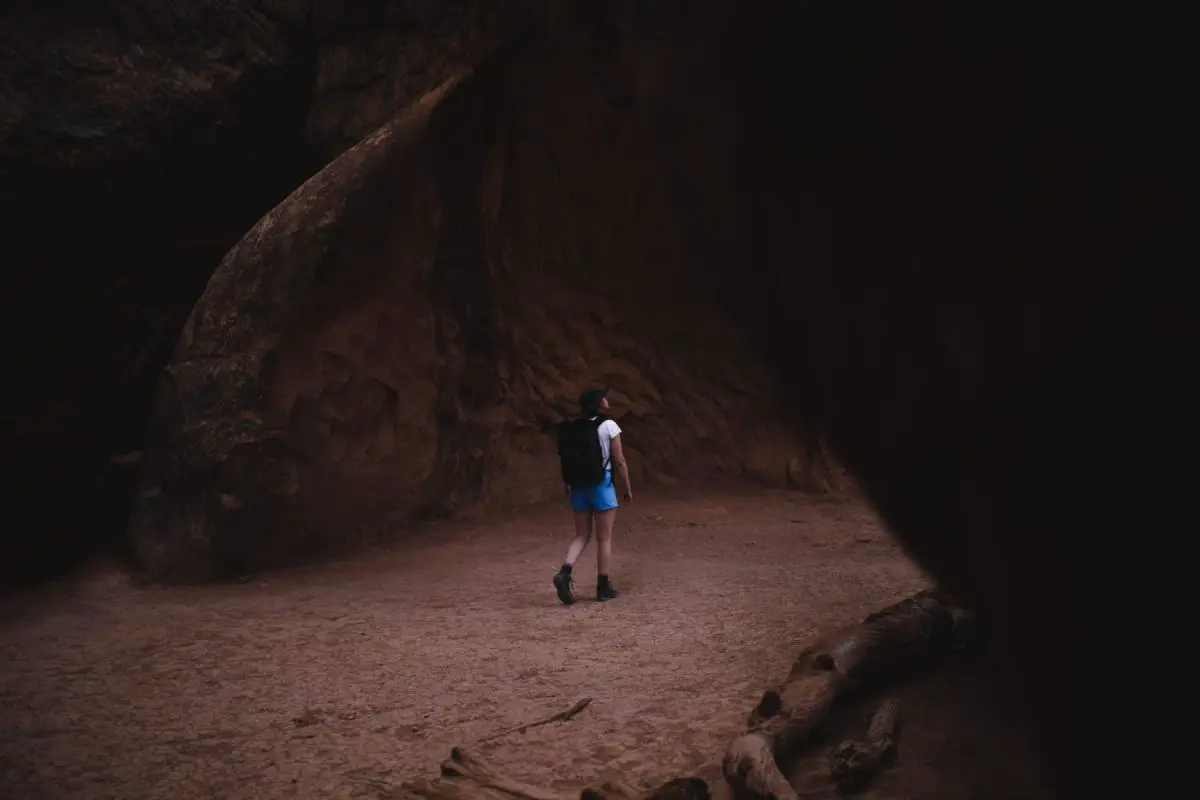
[396, 747, 571, 800]
[395, 748, 709, 800]
[829, 697, 901, 793]
[582, 777, 710, 800]
[479, 698, 593, 743]
[394, 592, 970, 800]
[722, 589, 966, 800]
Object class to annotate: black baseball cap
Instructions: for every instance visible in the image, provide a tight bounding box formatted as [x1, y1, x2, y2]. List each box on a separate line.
[578, 386, 609, 411]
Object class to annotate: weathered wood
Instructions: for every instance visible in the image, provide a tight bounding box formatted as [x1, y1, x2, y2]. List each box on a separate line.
[396, 747, 709, 800]
[580, 780, 644, 800]
[582, 777, 709, 800]
[396, 748, 572, 800]
[829, 697, 901, 792]
[724, 674, 839, 800]
[479, 698, 593, 743]
[396, 592, 966, 800]
[723, 589, 964, 800]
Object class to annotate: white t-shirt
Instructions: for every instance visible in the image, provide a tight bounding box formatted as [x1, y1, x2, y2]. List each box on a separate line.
[591, 417, 622, 470]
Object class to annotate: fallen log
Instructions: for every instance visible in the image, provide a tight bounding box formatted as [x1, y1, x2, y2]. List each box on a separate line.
[396, 747, 569, 800]
[723, 589, 966, 800]
[829, 697, 901, 793]
[582, 777, 710, 800]
[395, 747, 709, 800]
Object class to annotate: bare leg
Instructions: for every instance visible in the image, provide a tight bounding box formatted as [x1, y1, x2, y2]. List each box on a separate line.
[564, 510, 594, 566]
[594, 508, 617, 577]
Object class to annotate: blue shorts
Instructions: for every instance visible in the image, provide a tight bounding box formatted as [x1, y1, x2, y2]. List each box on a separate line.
[569, 470, 619, 512]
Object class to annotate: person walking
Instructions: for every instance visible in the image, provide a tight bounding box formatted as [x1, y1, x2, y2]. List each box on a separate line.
[552, 387, 632, 604]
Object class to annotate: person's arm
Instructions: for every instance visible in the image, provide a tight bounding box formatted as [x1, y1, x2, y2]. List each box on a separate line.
[610, 433, 633, 502]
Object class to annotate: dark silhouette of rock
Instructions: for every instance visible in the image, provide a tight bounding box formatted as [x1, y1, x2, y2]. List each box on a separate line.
[626, 4, 1191, 800]
[0, 0, 542, 586]
[1, 1, 536, 178]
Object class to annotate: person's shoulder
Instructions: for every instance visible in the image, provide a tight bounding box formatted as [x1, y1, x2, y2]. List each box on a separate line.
[602, 418, 622, 436]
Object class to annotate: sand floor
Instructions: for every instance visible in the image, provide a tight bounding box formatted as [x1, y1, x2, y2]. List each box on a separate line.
[0, 488, 1043, 800]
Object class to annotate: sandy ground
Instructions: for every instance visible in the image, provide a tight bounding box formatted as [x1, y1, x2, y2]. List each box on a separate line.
[0, 488, 1047, 800]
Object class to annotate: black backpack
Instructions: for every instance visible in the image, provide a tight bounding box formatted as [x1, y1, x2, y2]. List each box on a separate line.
[556, 416, 610, 490]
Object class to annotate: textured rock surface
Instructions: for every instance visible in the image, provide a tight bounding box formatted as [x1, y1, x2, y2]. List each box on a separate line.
[0, 0, 536, 178]
[5, 5, 1191, 797]
[127, 22, 835, 582]
[0, 0, 541, 586]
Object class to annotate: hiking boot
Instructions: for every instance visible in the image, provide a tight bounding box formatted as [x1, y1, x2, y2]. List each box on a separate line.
[596, 581, 618, 602]
[553, 569, 576, 605]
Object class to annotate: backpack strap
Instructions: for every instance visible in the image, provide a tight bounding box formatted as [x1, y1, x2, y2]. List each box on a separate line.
[588, 415, 612, 471]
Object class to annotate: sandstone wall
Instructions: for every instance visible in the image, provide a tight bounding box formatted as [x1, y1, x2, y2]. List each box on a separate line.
[623, 5, 1192, 799]
[128, 21, 839, 581]
[0, 0, 539, 586]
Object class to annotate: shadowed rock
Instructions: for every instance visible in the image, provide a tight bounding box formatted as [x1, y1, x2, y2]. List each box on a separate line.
[126, 21, 828, 582]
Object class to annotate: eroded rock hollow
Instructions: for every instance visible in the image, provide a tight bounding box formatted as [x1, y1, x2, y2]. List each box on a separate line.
[124, 14, 832, 582]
